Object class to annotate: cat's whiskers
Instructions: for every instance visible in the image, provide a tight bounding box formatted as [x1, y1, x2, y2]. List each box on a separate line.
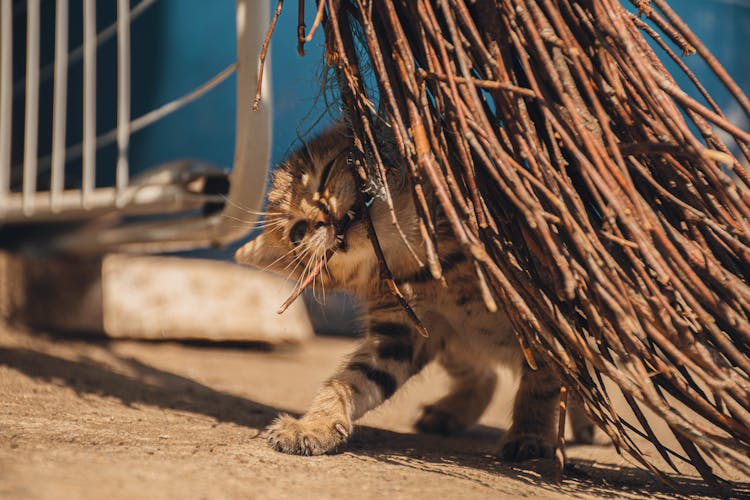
[221, 213, 286, 231]
[284, 237, 318, 285]
[250, 213, 286, 227]
[305, 231, 333, 303]
[322, 247, 332, 279]
[305, 253, 317, 301]
[310, 247, 324, 303]
[220, 213, 258, 226]
[253, 218, 286, 231]
[314, 243, 334, 304]
[282, 245, 313, 280]
[264, 244, 305, 274]
[318, 247, 330, 304]
[220, 195, 285, 218]
[295, 235, 326, 302]
[293, 250, 316, 298]
[220, 220, 265, 232]
[282, 246, 308, 272]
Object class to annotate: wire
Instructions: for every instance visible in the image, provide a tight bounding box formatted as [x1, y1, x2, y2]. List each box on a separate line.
[10, 62, 237, 181]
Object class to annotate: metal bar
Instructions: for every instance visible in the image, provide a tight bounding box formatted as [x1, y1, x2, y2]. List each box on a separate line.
[10, 64, 236, 179]
[22, 0, 40, 215]
[3, 159, 228, 224]
[0, 0, 12, 203]
[116, 0, 130, 205]
[214, 0, 273, 245]
[12, 0, 156, 97]
[82, 0, 96, 207]
[51, 0, 69, 211]
[1, 186, 216, 223]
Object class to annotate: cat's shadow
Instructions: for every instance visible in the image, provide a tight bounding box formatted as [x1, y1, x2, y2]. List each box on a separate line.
[1, 344, 747, 499]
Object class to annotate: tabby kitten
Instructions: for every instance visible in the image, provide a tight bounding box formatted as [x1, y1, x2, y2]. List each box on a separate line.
[235, 125, 592, 460]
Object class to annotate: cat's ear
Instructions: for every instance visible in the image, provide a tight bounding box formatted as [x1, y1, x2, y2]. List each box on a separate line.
[234, 233, 285, 271]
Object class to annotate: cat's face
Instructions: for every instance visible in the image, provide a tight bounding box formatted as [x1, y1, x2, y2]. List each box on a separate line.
[234, 126, 374, 287]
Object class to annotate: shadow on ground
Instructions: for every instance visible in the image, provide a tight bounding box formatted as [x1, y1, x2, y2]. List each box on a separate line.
[0, 346, 279, 429]
[343, 427, 749, 499]
[1, 343, 749, 499]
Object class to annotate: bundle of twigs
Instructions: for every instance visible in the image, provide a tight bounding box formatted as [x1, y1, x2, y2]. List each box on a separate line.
[259, 0, 750, 486]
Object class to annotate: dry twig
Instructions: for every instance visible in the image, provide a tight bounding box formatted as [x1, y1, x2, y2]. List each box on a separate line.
[257, 0, 750, 488]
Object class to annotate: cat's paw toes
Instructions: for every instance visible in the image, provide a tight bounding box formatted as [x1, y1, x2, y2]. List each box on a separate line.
[265, 413, 351, 456]
[499, 432, 555, 462]
[415, 405, 467, 436]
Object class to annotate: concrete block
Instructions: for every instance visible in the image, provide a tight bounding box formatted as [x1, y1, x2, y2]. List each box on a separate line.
[102, 254, 314, 343]
[1, 251, 314, 344]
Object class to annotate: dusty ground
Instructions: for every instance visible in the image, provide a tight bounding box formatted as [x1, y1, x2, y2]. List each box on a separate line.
[1, 324, 748, 499]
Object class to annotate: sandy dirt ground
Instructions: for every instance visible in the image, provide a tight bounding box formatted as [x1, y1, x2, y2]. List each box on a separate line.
[1, 324, 748, 499]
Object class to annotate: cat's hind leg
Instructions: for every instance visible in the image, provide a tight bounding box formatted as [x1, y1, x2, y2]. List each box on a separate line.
[499, 361, 560, 461]
[567, 394, 611, 445]
[416, 347, 497, 435]
[266, 319, 430, 455]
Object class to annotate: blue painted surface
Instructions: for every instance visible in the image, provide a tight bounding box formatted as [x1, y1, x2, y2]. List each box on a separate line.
[635, 0, 750, 141]
[128, 0, 331, 175]
[128, 0, 238, 173]
[267, 6, 334, 165]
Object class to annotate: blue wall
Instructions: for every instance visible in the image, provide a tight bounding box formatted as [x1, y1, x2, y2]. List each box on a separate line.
[632, 0, 750, 145]
[127, 0, 332, 175]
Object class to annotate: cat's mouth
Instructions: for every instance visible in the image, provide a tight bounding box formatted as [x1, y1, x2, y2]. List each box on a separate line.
[331, 206, 363, 253]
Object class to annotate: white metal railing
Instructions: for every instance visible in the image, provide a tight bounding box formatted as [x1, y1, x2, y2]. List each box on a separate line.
[115, 0, 130, 206]
[82, 0, 96, 209]
[50, 0, 68, 211]
[0, 0, 271, 252]
[11, 0, 156, 96]
[22, 0, 39, 215]
[0, 0, 12, 200]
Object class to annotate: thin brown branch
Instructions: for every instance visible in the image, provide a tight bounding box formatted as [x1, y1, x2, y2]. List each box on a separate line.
[296, 0, 750, 489]
[254, 0, 284, 111]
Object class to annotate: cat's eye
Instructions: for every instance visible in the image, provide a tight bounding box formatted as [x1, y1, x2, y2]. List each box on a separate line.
[289, 220, 308, 246]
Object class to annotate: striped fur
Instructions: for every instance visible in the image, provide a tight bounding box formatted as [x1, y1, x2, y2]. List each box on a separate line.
[235, 125, 594, 459]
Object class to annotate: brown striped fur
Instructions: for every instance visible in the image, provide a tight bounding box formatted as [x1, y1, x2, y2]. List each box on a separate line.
[235, 125, 594, 459]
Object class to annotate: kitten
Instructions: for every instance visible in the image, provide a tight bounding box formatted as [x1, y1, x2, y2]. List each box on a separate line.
[235, 124, 593, 459]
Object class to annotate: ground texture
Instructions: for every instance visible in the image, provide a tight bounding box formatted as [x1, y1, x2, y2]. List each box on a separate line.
[1, 325, 748, 499]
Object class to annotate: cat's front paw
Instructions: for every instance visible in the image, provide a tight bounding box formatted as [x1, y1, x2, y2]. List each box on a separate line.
[265, 413, 351, 456]
[499, 432, 555, 462]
